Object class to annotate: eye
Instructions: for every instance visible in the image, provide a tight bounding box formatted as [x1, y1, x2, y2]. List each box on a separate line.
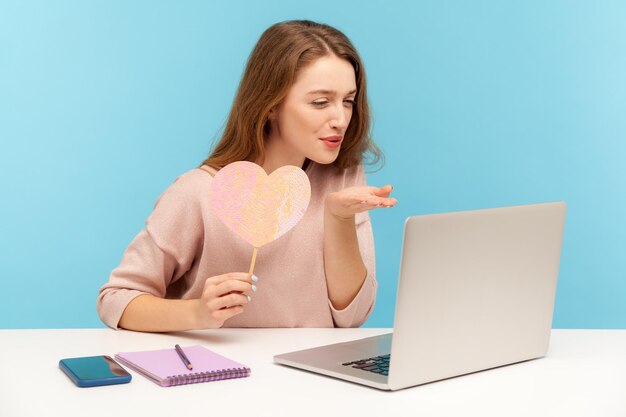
[312, 100, 329, 107]
[344, 99, 356, 107]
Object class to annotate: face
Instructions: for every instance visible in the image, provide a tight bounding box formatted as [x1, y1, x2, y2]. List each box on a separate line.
[265, 55, 357, 169]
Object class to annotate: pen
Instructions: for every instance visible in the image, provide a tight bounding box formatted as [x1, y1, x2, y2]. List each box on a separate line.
[175, 344, 193, 370]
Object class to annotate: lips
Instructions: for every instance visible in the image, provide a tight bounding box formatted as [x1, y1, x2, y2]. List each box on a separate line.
[320, 135, 342, 142]
[320, 136, 342, 149]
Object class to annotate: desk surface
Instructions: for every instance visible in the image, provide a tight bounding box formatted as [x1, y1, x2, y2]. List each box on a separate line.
[1, 328, 625, 417]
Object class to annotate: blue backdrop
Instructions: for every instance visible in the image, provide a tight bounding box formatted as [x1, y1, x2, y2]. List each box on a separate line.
[1, 1, 624, 329]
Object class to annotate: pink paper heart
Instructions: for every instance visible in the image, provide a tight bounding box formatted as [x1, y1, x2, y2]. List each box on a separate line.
[208, 161, 311, 248]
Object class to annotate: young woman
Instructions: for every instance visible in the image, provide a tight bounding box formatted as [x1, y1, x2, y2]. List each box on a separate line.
[97, 20, 397, 332]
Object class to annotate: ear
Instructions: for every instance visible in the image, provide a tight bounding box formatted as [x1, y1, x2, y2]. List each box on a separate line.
[268, 107, 279, 120]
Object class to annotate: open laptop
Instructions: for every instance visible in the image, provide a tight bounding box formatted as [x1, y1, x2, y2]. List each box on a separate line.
[274, 201, 567, 390]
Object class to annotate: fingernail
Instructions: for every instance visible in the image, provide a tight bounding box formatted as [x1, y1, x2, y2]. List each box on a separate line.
[252, 285, 257, 292]
[252, 275, 259, 282]
[247, 295, 252, 302]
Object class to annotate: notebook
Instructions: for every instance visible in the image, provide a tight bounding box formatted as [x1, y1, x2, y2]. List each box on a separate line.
[115, 345, 251, 387]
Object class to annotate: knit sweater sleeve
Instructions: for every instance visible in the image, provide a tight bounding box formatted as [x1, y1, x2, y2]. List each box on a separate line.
[96, 171, 204, 329]
[328, 165, 378, 328]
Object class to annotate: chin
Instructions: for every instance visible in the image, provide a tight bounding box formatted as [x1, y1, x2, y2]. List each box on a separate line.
[308, 152, 340, 166]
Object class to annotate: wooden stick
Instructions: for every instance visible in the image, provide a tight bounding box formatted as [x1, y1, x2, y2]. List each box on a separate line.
[248, 247, 259, 275]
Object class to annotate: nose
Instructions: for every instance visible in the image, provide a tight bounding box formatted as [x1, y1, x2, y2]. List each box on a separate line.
[329, 102, 351, 130]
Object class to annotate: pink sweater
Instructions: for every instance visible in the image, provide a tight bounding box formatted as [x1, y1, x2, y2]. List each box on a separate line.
[97, 162, 377, 329]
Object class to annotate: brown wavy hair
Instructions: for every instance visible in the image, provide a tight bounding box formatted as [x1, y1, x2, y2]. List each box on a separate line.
[201, 20, 383, 171]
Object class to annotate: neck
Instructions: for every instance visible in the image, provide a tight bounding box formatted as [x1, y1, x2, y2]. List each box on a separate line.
[260, 139, 306, 174]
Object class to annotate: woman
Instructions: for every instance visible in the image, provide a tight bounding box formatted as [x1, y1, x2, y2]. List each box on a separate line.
[97, 20, 397, 332]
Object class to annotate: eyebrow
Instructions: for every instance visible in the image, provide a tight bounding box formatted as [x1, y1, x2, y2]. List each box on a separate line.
[306, 89, 357, 96]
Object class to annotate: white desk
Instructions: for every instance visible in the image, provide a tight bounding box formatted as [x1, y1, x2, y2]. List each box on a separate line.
[1, 329, 625, 417]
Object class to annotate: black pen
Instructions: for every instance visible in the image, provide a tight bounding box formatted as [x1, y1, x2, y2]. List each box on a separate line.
[175, 344, 193, 370]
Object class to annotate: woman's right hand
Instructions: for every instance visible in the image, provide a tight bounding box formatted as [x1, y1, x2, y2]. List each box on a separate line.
[195, 272, 257, 328]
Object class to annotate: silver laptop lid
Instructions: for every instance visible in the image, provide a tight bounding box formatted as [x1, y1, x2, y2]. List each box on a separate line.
[388, 202, 566, 390]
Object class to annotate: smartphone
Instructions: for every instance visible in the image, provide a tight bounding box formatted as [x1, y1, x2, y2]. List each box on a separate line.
[59, 355, 132, 387]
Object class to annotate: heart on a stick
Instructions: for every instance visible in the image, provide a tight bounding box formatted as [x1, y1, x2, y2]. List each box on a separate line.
[208, 161, 311, 249]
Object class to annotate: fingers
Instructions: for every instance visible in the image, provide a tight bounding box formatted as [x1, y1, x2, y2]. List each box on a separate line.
[213, 279, 256, 298]
[204, 272, 257, 290]
[359, 185, 398, 210]
[201, 272, 258, 327]
[358, 199, 396, 209]
[326, 184, 398, 219]
[211, 305, 245, 323]
[197, 273, 259, 328]
[209, 291, 251, 311]
[371, 184, 393, 197]
[203, 273, 257, 304]
[344, 186, 397, 207]
[366, 184, 397, 208]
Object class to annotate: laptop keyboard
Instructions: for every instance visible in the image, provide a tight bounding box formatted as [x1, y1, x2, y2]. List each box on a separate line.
[342, 354, 390, 376]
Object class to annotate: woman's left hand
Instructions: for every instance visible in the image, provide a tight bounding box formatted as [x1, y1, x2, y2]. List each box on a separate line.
[325, 184, 398, 220]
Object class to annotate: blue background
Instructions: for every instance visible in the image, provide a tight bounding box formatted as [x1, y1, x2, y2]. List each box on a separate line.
[1, 1, 624, 329]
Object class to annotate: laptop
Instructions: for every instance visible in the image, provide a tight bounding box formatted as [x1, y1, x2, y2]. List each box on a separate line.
[274, 201, 567, 390]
